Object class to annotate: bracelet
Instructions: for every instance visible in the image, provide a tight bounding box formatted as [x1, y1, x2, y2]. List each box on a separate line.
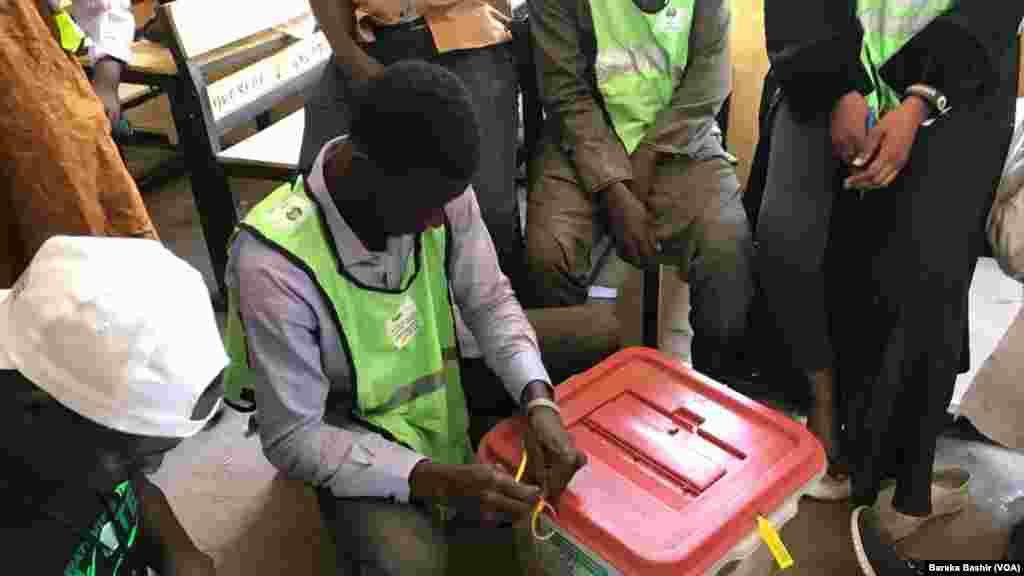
[904, 84, 950, 126]
[525, 397, 561, 417]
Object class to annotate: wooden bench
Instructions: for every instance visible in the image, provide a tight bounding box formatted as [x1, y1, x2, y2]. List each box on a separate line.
[157, 0, 331, 295]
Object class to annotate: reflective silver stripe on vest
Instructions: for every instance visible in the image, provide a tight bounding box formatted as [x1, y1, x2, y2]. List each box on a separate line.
[595, 45, 673, 84]
[363, 348, 458, 415]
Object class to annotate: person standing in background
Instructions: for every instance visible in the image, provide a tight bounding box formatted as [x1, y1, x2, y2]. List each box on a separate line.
[304, 0, 527, 297]
[750, 0, 1022, 572]
[0, 0, 158, 288]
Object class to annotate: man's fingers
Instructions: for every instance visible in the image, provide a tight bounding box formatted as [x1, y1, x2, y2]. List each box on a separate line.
[853, 127, 884, 167]
[493, 471, 542, 506]
[480, 490, 535, 518]
[879, 165, 902, 188]
[846, 146, 892, 189]
[837, 138, 857, 165]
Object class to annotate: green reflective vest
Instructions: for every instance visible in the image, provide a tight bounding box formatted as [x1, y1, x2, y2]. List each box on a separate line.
[222, 179, 472, 466]
[590, 0, 696, 154]
[65, 481, 139, 576]
[857, 0, 956, 114]
[49, 0, 87, 54]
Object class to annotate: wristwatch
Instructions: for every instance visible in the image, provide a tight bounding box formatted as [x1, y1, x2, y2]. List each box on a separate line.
[904, 84, 951, 126]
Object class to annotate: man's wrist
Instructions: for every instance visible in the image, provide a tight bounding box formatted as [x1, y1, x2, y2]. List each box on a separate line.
[520, 380, 554, 408]
[903, 94, 932, 126]
[408, 458, 442, 503]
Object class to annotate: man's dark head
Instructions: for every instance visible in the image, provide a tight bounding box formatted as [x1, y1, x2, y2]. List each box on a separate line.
[1, 369, 223, 495]
[348, 60, 481, 234]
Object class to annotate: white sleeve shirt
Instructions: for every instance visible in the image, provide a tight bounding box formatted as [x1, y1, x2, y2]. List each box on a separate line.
[70, 0, 134, 64]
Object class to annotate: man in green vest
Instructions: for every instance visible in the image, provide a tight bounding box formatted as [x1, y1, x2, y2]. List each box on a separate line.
[224, 60, 586, 575]
[524, 0, 753, 379]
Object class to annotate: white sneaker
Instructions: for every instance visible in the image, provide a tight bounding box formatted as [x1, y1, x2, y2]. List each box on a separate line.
[805, 472, 853, 501]
[874, 466, 970, 542]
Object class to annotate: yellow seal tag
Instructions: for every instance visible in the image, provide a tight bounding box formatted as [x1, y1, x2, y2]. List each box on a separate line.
[757, 515, 794, 570]
[53, 11, 86, 53]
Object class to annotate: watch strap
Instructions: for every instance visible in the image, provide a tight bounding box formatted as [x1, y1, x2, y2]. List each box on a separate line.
[905, 84, 950, 125]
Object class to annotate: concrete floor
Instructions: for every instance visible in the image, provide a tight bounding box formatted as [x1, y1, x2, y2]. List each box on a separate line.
[121, 93, 1024, 575]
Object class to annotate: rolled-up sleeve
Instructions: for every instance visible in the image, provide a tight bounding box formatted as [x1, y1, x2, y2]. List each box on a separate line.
[639, 0, 730, 156]
[71, 0, 134, 64]
[445, 188, 552, 403]
[229, 233, 425, 502]
[529, 0, 631, 197]
[882, 2, 1024, 109]
[764, 0, 871, 120]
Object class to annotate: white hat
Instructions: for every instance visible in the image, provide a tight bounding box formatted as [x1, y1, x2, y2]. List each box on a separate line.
[0, 236, 228, 438]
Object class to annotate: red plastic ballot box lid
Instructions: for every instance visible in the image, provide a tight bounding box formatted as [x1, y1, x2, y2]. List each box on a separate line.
[478, 348, 825, 576]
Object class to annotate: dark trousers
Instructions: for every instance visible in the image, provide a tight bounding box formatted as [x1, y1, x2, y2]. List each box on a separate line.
[299, 39, 527, 296]
[756, 96, 1005, 515]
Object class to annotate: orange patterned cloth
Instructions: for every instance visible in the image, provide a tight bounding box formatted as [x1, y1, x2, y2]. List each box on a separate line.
[0, 0, 158, 287]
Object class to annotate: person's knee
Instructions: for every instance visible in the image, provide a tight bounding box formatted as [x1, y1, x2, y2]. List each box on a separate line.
[692, 198, 754, 283]
[524, 225, 588, 307]
[685, 197, 754, 343]
[325, 499, 446, 576]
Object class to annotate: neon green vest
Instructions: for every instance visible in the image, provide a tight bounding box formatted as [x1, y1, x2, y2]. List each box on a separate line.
[49, 0, 87, 54]
[857, 0, 955, 114]
[65, 481, 139, 576]
[222, 179, 472, 466]
[590, 0, 696, 154]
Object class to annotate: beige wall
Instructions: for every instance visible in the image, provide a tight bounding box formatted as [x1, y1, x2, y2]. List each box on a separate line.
[727, 0, 769, 188]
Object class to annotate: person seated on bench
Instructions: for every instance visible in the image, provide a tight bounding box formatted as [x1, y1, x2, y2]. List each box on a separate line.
[0, 236, 226, 576]
[40, 0, 135, 131]
[1, 0, 158, 288]
[304, 0, 527, 296]
[224, 61, 586, 575]
[524, 0, 753, 379]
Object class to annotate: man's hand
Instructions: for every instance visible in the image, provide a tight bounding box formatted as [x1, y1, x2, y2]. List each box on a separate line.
[524, 406, 587, 507]
[604, 182, 658, 266]
[92, 57, 123, 125]
[309, 0, 383, 86]
[409, 460, 542, 521]
[843, 96, 930, 190]
[628, 145, 659, 204]
[830, 91, 871, 165]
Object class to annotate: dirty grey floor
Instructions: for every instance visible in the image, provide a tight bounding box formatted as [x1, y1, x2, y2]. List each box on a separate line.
[121, 92, 1024, 575]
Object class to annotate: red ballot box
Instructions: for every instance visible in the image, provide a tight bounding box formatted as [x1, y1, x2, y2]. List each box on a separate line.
[479, 348, 826, 576]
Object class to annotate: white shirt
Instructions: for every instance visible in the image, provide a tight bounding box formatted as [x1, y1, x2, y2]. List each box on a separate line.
[226, 137, 551, 502]
[69, 0, 134, 64]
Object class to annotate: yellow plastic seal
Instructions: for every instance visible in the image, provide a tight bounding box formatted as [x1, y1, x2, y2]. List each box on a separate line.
[515, 449, 557, 541]
[53, 11, 85, 53]
[756, 515, 794, 570]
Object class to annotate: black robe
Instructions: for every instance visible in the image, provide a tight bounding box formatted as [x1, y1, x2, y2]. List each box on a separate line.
[745, 2, 1023, 510]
